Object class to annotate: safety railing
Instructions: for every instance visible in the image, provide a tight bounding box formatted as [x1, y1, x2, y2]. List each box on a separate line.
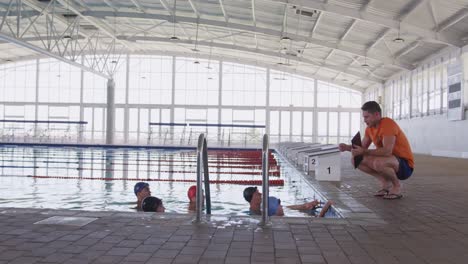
[0, 119, 87, 144]
[148, 122, 265, 147]
[259, 134, 271, 227]
[194, 133, 211, 223]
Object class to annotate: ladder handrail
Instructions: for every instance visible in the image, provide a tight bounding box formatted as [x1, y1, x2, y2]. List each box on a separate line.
[259, 134, 271, 226]
[195, 133, 211, 223]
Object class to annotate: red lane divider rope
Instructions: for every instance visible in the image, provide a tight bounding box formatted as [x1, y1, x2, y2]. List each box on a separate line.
[75, 167, 282, 176]
[27, 175, 284, 186]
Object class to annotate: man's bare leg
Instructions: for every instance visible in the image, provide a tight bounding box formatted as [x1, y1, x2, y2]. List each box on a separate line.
[355, 157, 392, 191]
[371, 156, 401, 195]
[376, 165, 401, 195]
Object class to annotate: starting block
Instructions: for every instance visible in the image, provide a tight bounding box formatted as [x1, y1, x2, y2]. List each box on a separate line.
[305, 149, 341, 181]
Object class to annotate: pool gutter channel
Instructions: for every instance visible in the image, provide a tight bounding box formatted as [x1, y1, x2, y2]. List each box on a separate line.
[273, 149, 387, 226]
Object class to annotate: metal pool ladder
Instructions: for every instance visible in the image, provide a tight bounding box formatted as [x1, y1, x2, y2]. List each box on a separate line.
[259, 134, 271, 227]
[194, 133, 211, 223]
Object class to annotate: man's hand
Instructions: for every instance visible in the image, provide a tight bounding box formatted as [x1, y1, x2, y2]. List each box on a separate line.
[351, 145, 366, 156]
[338, 143, 350, 152]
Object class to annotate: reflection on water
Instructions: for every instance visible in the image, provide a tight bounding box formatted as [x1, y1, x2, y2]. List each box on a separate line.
[0, 146, 336, 217]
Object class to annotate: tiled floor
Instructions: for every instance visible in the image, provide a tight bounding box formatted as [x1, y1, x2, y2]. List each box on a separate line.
[1, 153, 468, 263]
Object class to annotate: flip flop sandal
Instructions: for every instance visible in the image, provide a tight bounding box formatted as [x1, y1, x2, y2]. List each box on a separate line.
[374, 189, 389, 197]
[383, 193, 403, 200]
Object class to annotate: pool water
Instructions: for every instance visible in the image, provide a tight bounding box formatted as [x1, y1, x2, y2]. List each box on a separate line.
[0, 145, 337, 217]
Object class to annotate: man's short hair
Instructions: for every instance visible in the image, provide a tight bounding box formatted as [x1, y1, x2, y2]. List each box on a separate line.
[361, 101, 382, 115]
[243, 187, 258, 203]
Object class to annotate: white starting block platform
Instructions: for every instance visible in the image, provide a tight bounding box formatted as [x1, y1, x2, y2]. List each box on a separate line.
[277, 142, 308, 152]
[296, 144, 335, 167]
[303, 148, 341, 181]
[285, 143, 321, 161]
[276, 142, 342, 181]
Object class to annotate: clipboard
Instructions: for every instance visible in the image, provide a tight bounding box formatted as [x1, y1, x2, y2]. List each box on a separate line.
[351, 132, 363, 169]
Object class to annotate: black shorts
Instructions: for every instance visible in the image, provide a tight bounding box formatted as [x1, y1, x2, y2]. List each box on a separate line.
[396, 157, 413, 180]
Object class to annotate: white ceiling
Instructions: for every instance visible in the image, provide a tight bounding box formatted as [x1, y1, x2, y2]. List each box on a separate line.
[0, 0, 467, 91]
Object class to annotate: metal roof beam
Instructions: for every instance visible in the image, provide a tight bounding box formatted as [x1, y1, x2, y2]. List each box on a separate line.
[367, 28, 391, 51]
[217, 0, 235, 45]
[252, 0, 258, 48]
[360, 0, 373, 12]
[129, 0, 145, 13]
[0, 32, 110, 79]
[437, 9, 468, 32]
[56, 0, 133, 51]
[399, 0, 427, 22]
[125, 35, 383, 83]
[102, 0, 118, 11]
[159, 0, 174, 16]
[268, 0, 462, 47]
[427, 1, 438, 29]
[85, 10, 413, 70]
[309, 12, 321, 38]
[22, 0, 90, 40]
[218, 0, 229, 22]
[280, 3, 287, 37]
[0, 10, 38, 18]
[339, 19, 356, 42]
[395, 40, 420, 59]
[187, 0, 200, 18]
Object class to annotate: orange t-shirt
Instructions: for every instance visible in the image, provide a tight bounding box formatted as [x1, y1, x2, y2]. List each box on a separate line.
[365, 117, 414, 168]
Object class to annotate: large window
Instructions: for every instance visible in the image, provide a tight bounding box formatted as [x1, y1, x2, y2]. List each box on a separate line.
[222, 62, 266, 106]
[83, 72, 107, 104]
[0, 61, 36, 102]
[317, 81, 361, 108]
[270, 71, 314, 107]
[175, 58, 218, 105]
[38, 59, 80, 103]
[375, 53, 454, 120]
[129, 55, 172, 105]
[0, 55, 363, 145]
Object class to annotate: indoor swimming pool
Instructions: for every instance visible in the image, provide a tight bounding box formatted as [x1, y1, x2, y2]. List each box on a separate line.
[0, 145, 337, 217]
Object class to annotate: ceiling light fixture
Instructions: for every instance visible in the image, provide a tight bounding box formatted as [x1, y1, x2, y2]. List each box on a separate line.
[393, 22, 405, 43]
[277, 62, 292, 66]
[393, 37, 405, 43]
[361, 56, 370, 68]
[170, 0, 179, 40]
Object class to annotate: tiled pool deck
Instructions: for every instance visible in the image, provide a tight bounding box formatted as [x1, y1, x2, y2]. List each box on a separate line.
[1, 153, 468, 263]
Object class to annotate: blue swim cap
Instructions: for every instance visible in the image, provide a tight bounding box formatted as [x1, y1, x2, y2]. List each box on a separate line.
[268, 196, 281, 216]
[134, 182, 149, 196]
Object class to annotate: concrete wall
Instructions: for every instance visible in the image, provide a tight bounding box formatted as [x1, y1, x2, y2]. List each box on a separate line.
[397, 113, 468, 158]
